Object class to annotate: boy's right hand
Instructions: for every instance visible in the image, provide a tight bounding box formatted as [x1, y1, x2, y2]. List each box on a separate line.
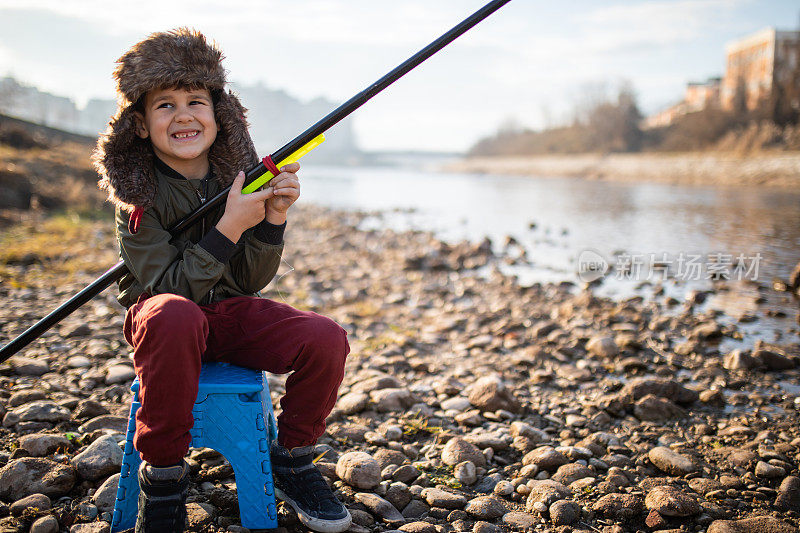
[215, 171, 274, 243]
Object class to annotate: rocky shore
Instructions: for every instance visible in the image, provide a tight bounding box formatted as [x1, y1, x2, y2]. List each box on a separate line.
[443, 152, 800, 188]
[0, 204, 799, 533]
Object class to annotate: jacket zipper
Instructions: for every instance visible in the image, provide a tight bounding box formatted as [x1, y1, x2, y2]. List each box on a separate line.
[195, 177, 215, 305]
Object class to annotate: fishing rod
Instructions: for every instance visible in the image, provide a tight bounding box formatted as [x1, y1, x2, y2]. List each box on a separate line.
[0, 0, 513, 362]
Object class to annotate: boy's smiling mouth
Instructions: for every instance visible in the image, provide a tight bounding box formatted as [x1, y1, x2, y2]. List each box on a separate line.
[172, 131, 199, 139]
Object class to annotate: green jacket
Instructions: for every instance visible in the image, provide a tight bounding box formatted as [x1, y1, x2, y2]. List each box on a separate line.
[115, 161, 284, 308]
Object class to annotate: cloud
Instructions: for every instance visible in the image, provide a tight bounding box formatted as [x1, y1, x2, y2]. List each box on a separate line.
[578, 0, 749, 52]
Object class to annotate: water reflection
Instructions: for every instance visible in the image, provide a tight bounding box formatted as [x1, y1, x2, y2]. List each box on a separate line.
[300, 164, 800, 343]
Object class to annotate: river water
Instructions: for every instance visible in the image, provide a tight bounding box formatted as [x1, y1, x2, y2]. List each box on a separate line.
[300, 162, 800, 348]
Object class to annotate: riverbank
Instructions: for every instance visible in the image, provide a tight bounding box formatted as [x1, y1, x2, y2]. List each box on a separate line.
[444, 151, 800, 188]
[0, 206, 799, 532]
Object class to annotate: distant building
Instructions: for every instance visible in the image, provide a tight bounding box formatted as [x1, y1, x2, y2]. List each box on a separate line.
[685, 77, 721, 112]
[644, 26, 800, 128]
[721, 27, 800, 111]
[642, 77, 719, 129]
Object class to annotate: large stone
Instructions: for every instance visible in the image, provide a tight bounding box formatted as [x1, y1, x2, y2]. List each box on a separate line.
[354, 493, 404, 523]
[467, 375, 521, 413]
[644, 486, 700, 517]
[522, 446, 569, 472]
[421, 487, 467, 509]
[70, 435, 124, 481]
[551, 463, 593, 485]
[633, 394, 686, 422]
[336, 392, 370, 414]
[78, 415, 128, 433]
[373, 448, 408, 469]
[0, 458, 76, 500]
[6, 356, 49, 376]
[525, 480, 571, 510]
[30, 515, 59, 533]
[586, 336, 619, 358]
[336, 452, 381, 490]
[8, 390, 47, 407]
[724, 350, 759, 370]
[622, 378, 698, 404]
[549, 500, 580, 526]
[502, 511, 538, 529]
[7, 401, 70, 425]
[104, 364, 135, 385]
[19, 433, 71, 457]
[92, 473, 120, 513]
[591, 493, 643, 521]
[385, 482, 412, 512]
[648, 447, 697, 476]
[370, 388, 414, 412]
[441, 437, 486, 468]
[753, 345, 794, 370]
[9, 493, 51, 515]
[509, 421, 550, 443]
[775, 475, 800, 511]
[707, 516, 799, 533]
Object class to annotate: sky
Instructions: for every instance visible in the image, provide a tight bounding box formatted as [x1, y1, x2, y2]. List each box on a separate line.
[0, 0, 797, 152]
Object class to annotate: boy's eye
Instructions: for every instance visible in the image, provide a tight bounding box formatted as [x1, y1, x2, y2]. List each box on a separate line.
[156, 102, 173, 109]
[190, 100, 207, 105]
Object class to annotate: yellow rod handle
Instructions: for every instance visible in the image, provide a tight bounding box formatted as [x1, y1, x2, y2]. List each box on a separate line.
[242, 134, 326, 194]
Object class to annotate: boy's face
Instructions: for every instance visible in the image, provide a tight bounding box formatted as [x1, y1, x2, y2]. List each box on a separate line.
[134, 87, 218, 173]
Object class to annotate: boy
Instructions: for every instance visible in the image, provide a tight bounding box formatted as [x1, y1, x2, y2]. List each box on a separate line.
[92, 28, 352, 533]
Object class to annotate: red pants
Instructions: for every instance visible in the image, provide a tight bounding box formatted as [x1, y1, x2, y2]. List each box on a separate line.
[124, 294, 349, 466]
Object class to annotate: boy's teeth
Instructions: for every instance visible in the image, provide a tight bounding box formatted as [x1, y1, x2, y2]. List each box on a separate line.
[174, 132, 197, 138]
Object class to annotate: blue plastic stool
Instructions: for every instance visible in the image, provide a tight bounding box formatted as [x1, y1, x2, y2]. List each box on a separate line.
[111, 362, 279, 532]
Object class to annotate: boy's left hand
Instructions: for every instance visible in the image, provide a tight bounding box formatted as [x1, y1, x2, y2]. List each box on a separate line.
[265, 162, 300, 224]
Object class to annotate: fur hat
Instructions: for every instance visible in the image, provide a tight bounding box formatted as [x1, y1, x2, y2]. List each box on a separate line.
[92, 28, 258, 213]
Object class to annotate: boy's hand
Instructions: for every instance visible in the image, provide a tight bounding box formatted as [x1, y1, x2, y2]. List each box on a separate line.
[265, 162, 300, 224]
[216, 171, 274, 243]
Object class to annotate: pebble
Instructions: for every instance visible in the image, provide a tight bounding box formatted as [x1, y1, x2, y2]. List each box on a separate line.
[754, 460, 785, 478]
[591, 493, 643, 521]
[644, 485, 701, 517]
[502, 511, 538, 529]
[549, 499, 580, 526]
[442, 437, 487, 468]
[454, 460, 477, 485]
[335, 452, 381, 490]
[91, 473, 120, 513]
[9, 492, 51, 515]
[422, 488, 467, 509]
[30, 515, 60, 533]
[466, 375, 521, 413]
[464, 495, 506, 519]
[648, 446, 697, 476]
[354, 492, 404, 523]
[774, 475, 800, 511]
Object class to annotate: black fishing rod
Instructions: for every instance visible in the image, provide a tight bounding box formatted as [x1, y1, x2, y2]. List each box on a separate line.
[0, 0, 513, 362]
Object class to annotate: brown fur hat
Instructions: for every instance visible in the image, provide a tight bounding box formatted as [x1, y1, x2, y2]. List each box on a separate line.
[92, 28, 258, 213]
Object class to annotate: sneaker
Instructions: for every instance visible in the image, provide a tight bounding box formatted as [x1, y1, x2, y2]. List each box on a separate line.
[271, 443, 352, 533]
[135, 460, 191, 533]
